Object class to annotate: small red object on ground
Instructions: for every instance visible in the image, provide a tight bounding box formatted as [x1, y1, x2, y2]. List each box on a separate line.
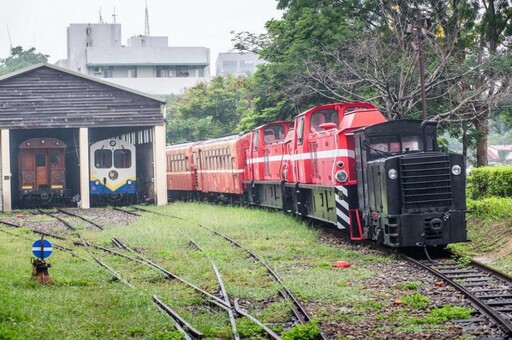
[16, 214, 24, 218]
[393, 299, 403, 306]
[434, 281, 444, 287]
[332, 261, 351, 268]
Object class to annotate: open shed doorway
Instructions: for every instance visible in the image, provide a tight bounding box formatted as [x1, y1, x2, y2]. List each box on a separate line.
[89, 127, 156, 205]
[10, 128, 80, 209]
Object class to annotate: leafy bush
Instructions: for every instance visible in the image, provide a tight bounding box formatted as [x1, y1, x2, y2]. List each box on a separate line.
[468, 165, 512, 199]
[467, 197, 512, 220]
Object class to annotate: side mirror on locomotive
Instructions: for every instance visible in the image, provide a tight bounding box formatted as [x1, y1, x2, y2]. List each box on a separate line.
[354, 120, 467, 247]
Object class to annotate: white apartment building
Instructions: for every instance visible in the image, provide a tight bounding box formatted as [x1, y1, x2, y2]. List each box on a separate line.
[215, 51, 264, 77]
[56, 23, 210, 95]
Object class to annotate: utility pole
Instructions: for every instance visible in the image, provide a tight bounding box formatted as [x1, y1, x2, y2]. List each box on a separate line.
[407, 13, 429, 120]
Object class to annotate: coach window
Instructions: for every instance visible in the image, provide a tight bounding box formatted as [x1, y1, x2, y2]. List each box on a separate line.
[253, 130, 259, 151]
[95, 150, 112, 168]
[263, 129, 275, 144]
[114, 149, 131, 168]
[36, 154, 46, 167]
[297, 117, 305, 145]
[50, 152, 59, 165]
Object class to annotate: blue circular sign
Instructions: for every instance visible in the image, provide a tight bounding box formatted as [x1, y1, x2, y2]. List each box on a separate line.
[32, 239, 53, 259]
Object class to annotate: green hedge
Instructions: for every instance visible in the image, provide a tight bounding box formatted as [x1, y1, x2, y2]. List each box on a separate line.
[467, 197, 512, 220]
[467, 165, 512, 199]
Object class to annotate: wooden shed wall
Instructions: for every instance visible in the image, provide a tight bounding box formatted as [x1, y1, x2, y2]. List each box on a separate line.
[0, 66, 164, 129]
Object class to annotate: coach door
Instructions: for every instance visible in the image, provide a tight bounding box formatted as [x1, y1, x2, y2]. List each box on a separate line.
[35, 151, 50, 189]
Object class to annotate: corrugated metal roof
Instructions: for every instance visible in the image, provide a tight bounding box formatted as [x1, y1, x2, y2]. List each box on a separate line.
[0, 63, 166, 103]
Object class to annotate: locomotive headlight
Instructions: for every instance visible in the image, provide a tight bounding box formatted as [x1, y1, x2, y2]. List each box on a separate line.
[388, 169, 398, 180]
[452, 165, 462, 175]
[127, 180, 133, 185]
[336, 161, 344, 169]
[335, 170, 348, 182]
[95, 180, 100, 186]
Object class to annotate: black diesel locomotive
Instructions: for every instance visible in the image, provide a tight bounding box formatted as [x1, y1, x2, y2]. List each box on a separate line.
[354, 120, 467, 247]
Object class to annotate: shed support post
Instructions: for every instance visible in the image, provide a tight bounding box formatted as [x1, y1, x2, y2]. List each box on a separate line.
[79, 128, 90, 209]
[153, 125, 168, 206]
[1, 129, 11, 212]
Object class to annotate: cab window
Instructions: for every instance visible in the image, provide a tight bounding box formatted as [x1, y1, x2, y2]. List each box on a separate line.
[95, 150, 112, 168]
[114, 149, 132, 168]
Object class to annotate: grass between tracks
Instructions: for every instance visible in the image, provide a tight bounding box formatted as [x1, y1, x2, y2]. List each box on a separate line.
[1, 203, 472, 339]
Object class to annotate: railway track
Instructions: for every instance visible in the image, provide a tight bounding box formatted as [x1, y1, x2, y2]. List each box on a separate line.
[128, 205, 327, 339]
[404, 254, 512, 338]
[32, 208, 285, 339]
[31, 209, 210, 339]
[110, 236, 282, 339]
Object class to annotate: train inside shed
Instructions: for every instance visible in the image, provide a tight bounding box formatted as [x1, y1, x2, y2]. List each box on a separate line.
[0, 63, 168, 211]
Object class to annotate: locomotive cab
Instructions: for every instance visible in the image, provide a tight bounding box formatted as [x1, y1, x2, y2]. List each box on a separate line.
[354, 120, 467, 247]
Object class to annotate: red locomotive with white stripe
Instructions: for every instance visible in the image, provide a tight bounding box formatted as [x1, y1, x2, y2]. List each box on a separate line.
[167, 102, 468, 248]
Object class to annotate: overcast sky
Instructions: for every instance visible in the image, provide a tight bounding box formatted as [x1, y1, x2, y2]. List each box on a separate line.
[0, 0, 282, 67]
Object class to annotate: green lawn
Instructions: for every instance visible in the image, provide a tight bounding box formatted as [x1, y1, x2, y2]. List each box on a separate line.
[0, 203, 470, 339]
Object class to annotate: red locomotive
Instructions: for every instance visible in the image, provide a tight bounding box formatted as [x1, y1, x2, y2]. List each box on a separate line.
[19, 137, 71, 206]
[167, 102, 467, 248]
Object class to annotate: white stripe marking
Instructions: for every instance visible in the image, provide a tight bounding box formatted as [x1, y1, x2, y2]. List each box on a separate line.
[247, 149, 354, 164]
[196, 169, 244, 174]
[336, 208, 351, 223]
[32, 247, 52, 251]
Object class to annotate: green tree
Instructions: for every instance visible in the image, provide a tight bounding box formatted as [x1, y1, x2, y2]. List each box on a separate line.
[0, 46, 49, 76]
[166, 75, 253, 144]
[234, 0, 512, 165]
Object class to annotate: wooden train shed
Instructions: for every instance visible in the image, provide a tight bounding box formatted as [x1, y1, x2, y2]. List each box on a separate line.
[0, 63, 167, 211]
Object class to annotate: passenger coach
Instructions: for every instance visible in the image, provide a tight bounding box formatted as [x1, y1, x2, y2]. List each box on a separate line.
[19, 137, 71, 206]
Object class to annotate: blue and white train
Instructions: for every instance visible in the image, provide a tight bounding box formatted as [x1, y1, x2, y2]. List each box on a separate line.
[89, 139, 137, 205]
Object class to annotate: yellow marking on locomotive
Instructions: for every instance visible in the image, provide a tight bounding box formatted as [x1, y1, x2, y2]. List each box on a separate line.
[22, 185, 33, 189]
[51, 185, 63, 189]
[90, 176, 136, 191]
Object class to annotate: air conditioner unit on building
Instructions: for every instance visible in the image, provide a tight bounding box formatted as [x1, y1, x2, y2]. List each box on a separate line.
[93, 67, 101, 74]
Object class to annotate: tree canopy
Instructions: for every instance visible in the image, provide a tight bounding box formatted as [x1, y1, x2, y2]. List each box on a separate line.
[166, 75, 254, 144]
[169, 0, 512, 167]
[0, 46, 49, 76]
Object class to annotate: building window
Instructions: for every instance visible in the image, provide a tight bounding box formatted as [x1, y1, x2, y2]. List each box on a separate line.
[222, 60, 237, 74]
[128, 67, 137, 78]
[240, 60, 254, 74]
[176, 66, 189, 77]
[103, 67, 113, 78]
[156, 66, 164, 78]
